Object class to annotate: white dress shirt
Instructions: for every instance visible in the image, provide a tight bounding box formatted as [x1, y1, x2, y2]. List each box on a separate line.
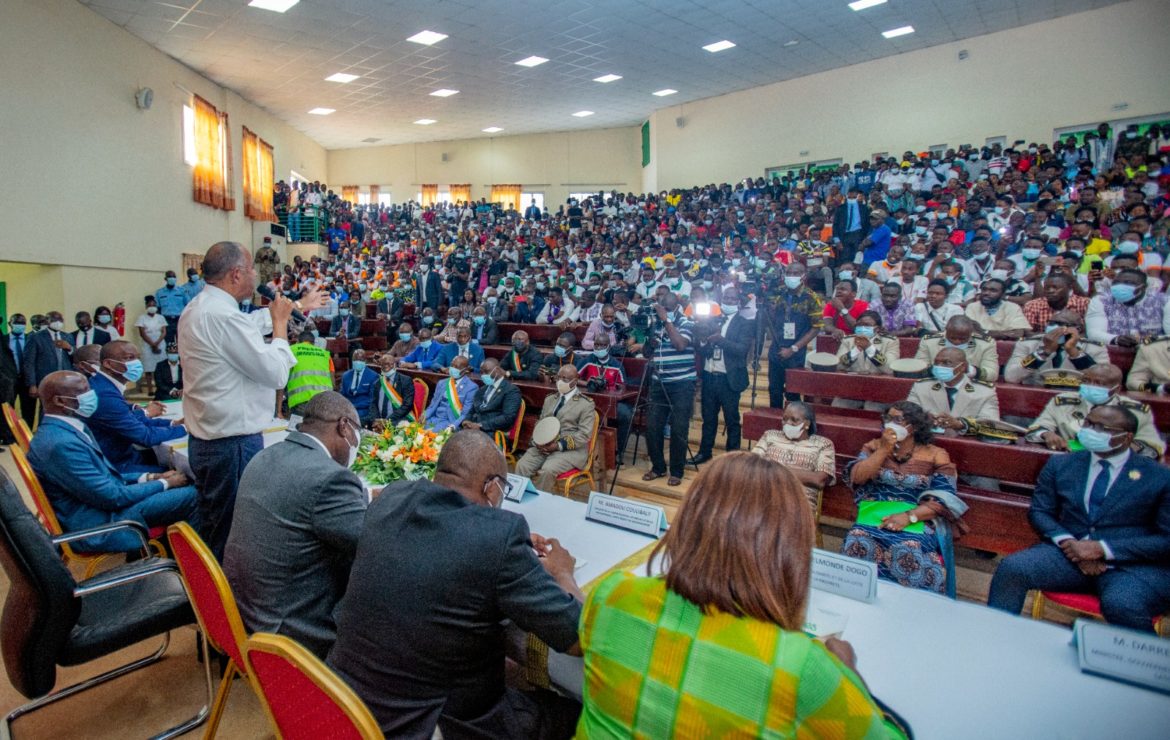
[178, 284, 295, 440]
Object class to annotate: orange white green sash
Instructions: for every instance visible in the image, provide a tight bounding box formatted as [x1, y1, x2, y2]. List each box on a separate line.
[381, 376, 415, 421]
[445, 378, 463, 416]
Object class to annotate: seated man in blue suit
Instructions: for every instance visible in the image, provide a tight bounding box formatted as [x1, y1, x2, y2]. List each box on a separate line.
[423, 357, 478, 433]
[988, 405, 1170, 632]
[330, 301, 362, 340]
[433, 327, 484, 373]
[399, 328, 445, 371]
[27, 371, 197, 553]
[86, 340, 186, 474]
[339, 348, 379, 422]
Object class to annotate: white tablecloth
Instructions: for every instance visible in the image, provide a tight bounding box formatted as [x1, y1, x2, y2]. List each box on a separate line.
[157, 418, 289, 478]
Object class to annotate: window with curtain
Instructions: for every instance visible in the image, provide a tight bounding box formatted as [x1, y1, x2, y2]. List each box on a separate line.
[420, 184, 439, 207]
[242, 126, 275, 221]
[341, 185, 359, 204]
[449, 184, 471, 205]
[490, 184, 522, 211]
[191, 95, 235, 211]
[369, 185, 380, 202]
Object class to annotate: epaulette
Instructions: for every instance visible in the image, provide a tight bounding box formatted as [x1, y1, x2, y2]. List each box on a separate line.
[1080, 338, 1103, 346]
[1118, 397, 1151, 413]
[914, 379, 940, 389]
[973, 379, 996, 388]
[1054, 393, 1083, 406]
[972, 333, 992, 343]
[922, 332, 943, 340]
[1141, 335, 1170, 345]
[1025, 334, 1046, 341]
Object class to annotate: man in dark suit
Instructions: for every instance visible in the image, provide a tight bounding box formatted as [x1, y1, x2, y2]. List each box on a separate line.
[4, 314, 35, 428]
[364, 355, 415, 428]
[71, 311, 112, 348]
[469, 307, 499, 346]
[462, 359, 522, 436]
[500, 330, 544, 381]
[339, 349, 379, 422]
[434, 328, 485, 373]
[524, 198, 542, 221]
[330, 301, 362, 340]
[988, 405, 1170, 632]
[415, 258, 444, 314]
[224, 392, 368, 659]
[832, 189, 871, 268]
[693, 287, 756, 464]
[376, 290, 405, 329]
[0, 317, 18, 444]
[154, 342, 184, 400]
[22, 310, 74, 415]
[328, 430, 582, 738]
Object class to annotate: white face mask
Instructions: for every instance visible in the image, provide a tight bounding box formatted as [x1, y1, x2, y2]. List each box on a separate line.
[884, 422, 909, 442]
[556, 379, 574, 396]
[342, 420, 360, 468]
[782, 422, 806, 440]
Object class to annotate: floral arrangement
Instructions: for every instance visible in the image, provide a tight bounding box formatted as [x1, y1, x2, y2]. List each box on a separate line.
[350, 421, 451, 484]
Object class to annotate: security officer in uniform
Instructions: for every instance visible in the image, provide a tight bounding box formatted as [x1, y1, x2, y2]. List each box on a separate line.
[1126, 335, 1170, 394]
[762, 262, 824, 407]
[1005, 310, 1108, 385]
[834, 311, 900, 375]
[1026, 363, 1164, 458]
[155, 270, 189, 343]
[907, 347, 1000, 435]
[915, 315, 999, 382]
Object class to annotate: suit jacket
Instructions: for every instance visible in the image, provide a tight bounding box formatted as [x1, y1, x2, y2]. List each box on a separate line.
[415, 272, 443, 312]
[22, 329, 73, 386]
[470, 318, 499, 346]
[27, 416, 168, 552]
[434, 341, 485, 373]
[154, 360, 184, 400]
[423, 375, 478, 431]
[340, 367, 380, 417]
[1029, 451, 1170, 593]
[327, 480, 581, 736]
[86, 373, 186, 472]
[331, 314, 362, 340]
[71, 327, 112, 347]
[224, 431, 368, 659]
[376, 295, 405, 327]
[832, 200, 872, 240]
[466, 380, 522, 434]
[501, 345, 544, 381]
[511, 297, 545, 324]
[696, 313, 755, 393]
[906, 378, 1000, 424]
[484, 300, 510, 322]
[364, 371, 415, 426]
[0, 331, 17, 399]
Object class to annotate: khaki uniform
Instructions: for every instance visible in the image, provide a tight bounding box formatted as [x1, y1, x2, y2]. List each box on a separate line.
[1004, 336, 1109, 385]
[915, 333, 999, 382]
[516, 391, 597, 492]
[1126, 336, 1170, 393]
[835, 335, 900, 375]
[907, 378, 1000, 431]
[1026, 393, 1165, 457]
[255, 245, 281, 287]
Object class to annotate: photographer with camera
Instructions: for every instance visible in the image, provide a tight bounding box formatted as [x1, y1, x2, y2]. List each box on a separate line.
[692, 286, 755, 465]
[641, 292, 696, 487]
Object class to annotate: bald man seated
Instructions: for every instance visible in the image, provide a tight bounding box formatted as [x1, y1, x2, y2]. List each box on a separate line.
[27, 371, 197, 553]
[515, 366, 597, 492]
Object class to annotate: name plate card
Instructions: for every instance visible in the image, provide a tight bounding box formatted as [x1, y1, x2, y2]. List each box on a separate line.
[803, 604, 850, 640]
[810, 549, 877, 603]
[1074, 619, 1170, 694]
[585, 492, 666, 537]
[505, 474, 539, 502]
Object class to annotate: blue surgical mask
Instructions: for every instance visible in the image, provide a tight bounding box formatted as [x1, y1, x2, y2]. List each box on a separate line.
[1079, 384, 1113, 406]
[352, 360, 367, 375]
[11, 324, 25, 335]
[421, 339, 433, 349]
[399, 332, 413, 342]
[1021, 248, 1042, 261]
[474, 315, 486, 326]
[1076, 426, 1118, 453]
[855, 325, 875, 338]
[593, 348, 610, 360]
[69, 389, 99, 418]
[931, 364, 956, 383]
[839, 271, 854, 281]
[784, 276, 802, 290]
[1115, 240, 1140, 255]
[482, 373, 497, 388]
[1110, 284, 1137, 303]
[166, 353, 179, 363]
[944, 339, 966, 349]
[554, 345, 567, 358]
[117, 358, 145, 383]
[166, 277, 176, 287]
[721, 303, 739, 316]
[448, 367, 462, 379]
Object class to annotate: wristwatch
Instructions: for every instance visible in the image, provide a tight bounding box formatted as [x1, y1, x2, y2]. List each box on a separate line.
[907, 512, 919, 524]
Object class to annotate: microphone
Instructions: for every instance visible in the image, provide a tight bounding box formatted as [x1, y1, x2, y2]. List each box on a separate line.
[255, 284, 307, 323]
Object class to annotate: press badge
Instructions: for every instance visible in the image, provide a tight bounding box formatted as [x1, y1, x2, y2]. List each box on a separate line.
[783, 322, 796, 340]
[712, 347, 723, 361]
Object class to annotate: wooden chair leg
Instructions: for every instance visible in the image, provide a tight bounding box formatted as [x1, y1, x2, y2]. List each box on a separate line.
[203, 660, 237, 739]
[1030, 592, 1046, 621]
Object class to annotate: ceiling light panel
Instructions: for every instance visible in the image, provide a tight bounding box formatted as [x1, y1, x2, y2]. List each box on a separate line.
[652, 88, 678, 96]
[515, 55, 549, 67]
[702, 40, 736, 53]
[430, 89, 459, 97]
[248, 0, 299, 12]
[308, 107, 335, 115]
[414, 118, 437, 125]
[325, 73, 359, 83]
[882, 25, 915, 38]
[572, 110, 594, 117]
[406, 30, 448, 45]
[482, 127, 503, 133]
[593, 74, 622, 83]
[848, 0, 887, 10]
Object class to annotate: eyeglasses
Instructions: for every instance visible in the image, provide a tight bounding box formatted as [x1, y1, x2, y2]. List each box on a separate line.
[1081, 421, 1127, 434]
[484, 475, 510, 504]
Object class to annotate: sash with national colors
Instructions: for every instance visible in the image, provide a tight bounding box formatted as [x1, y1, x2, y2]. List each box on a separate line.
[380, 376, 414, 421]
[444, 377, 464, 416]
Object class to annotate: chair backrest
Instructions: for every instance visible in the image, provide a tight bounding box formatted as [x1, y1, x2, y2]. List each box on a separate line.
[412, 378, 429, 420]
[507, 399, 526, 452]
[9, 445, 66, 539]
[0, 469, 80, 700]
[14, 419, 32, 452]
[582, 412, 601, 469]
[244, 633, 383, 740]
[167, 522, 250, 670]
[2, 404, 19, 440]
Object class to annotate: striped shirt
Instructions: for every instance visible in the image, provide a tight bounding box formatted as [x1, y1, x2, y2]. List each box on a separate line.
[650, 314, 696, 384]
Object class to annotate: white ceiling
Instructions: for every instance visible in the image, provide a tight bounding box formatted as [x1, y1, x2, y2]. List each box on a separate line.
[80, 0, 1126, 150]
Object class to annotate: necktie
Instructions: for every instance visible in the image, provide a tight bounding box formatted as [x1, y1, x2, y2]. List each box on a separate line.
[553, 396, 565, 417]
[14, 335, 23, 366]
[1051, 346, 1063, 368]
[944, 386, 957, 410]
[1088, 459, 1112, 518]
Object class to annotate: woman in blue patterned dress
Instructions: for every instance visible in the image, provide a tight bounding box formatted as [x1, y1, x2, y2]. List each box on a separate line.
[841, 401, 968, 597]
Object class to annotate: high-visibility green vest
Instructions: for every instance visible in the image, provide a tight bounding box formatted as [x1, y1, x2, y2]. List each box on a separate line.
[287, 343, 333, 410]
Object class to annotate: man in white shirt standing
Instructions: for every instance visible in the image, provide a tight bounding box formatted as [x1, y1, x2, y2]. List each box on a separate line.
[179, 241, 323, 558]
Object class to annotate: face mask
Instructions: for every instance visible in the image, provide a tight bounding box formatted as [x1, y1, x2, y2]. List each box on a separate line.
[838, 270, 854, 281]
[420, 264, 430, 272]
[512, 341, 527, 353]
[931, 365, 956, 383]
[398, 332, 413, 343]
[944, 275, 958, 286]
[1110, 284, 1137, 303]
[66, 389, 100, 418]
[989, 269, 1010, 282]
[884, 422, 909, 442]
[855, 325, 875, 338]
[352, 360, 368, 375]
[1079, 384, 1113, 406]
[720, 303, 739, 316]
[1076, 426, 1119, 453]
[974, 252, 991, 262]
[1022, 248, 1042, 261]
[535, 282, 546, 290]
[96, 314, 111, 325]
[420, 339, 433, 349]
[593, 348, 610, 360]
[49, 320, 65, 332]
[166, 277, 176, 287]
[784, 276, 802, 290]
[339, 308, 350, 317]
[782, 422, 806, 440]
[487, 296, 498, 305]
[343, 421, 360, 468]
[11, 324, 25, 335]
[554, 345, 568, 358]
[472, 315, 486, 326]
[448, 367, 462, 379]
[556, 379, 574, 395]
[1116, 240, 1140, 255]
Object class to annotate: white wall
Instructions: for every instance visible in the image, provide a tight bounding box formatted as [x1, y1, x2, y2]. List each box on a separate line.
[326, 126, 642, 208]
[646, 0, 1170, 188]
[0, 0, 327, 323]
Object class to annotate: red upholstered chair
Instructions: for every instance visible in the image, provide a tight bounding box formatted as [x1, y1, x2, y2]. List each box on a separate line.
[13, 418, 33, 453]
[412, 378, 429, 421]
[493, 399, 526, 467]
[1031, 591, 1168, 637]
[556, 412, 600, 498]
[244, 633, 383, 740]
[167, 522, 256, 738]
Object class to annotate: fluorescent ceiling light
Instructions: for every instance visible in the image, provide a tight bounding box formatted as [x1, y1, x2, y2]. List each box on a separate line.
[572, 110, 594, 118]
[882, 25, 915, 38]
[783, 39, 800, 47]
[406, 30, 447, 45]
[515, 55, 549, 67]
[248, 0, 299, 12]
[308, 107, 335, 115]
[482, 127, 503, 133]
[652, 88, 678, 97]
[325, 72, 359, 83]
[430, 88, 459, 97]
[848, 0, 887, 10]
[414, 118, 437, 125]
[702, 40, 736, 53]
[593, 74, 622, 83]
